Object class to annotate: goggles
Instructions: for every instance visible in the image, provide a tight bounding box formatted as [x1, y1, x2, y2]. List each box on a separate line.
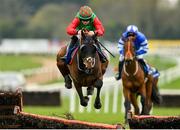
[81, 18, 91, 22]
[127, 32, 136, 37]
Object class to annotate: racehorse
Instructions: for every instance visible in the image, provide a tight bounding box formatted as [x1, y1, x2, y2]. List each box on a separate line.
[121, 36, 161, 122]
[56, 30, 108, 109]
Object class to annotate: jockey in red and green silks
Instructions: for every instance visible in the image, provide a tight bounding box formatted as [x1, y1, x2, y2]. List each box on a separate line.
[64, 5, 106, 64]
[75, 12, 96, 32]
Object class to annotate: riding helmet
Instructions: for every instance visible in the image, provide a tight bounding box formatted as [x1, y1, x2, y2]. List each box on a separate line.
[126, 25, 139, 35]
[78, 6, 93, 20]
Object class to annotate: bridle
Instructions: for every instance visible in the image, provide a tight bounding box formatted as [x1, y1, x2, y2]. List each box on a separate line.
[77, 35, 97, 74]
[123, 38, 138, 76]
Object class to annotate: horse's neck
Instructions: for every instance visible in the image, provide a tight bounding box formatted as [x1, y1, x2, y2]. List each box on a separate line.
[124, 60, 139, 76]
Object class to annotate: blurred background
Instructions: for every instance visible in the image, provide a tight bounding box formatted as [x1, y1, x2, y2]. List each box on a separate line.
[0, 0, 180, 41]
[0, 0, 180, 124]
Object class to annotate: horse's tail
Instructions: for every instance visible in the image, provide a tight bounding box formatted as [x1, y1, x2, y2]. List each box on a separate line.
[151, 77, 162, 105]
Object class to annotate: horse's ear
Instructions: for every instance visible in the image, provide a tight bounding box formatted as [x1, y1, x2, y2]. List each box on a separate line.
[81, 30, 86, 40]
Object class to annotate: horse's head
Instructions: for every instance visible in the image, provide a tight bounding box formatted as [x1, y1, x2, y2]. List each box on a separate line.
[79, 31, 98, 72]
[124, 37, 136, 63]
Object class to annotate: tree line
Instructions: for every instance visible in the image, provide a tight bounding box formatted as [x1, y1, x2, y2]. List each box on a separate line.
[0, 0, 179, 41]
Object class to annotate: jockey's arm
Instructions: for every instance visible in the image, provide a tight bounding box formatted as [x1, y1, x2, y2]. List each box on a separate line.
[93, 17, 105, 36]
[117, 38, 125, 61]
[136, 39, 148, 56]
[66, 17, 80, 36]
[118, 38, 124, 55]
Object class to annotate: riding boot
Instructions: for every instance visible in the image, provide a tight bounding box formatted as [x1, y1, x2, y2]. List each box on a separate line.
[115, 61, 124, 80]
[138, 59, 149, 76]
[63, 36, 78, 64]
[150, 67, 160, 78]
[96, 41, 107, 63]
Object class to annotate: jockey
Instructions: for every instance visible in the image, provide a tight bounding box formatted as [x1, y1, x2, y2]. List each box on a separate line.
[64, 5, 107, 64]
[115, 25, 160, 80]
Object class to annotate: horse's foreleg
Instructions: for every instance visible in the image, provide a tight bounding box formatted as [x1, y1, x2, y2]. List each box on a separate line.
[94, 79, 103, 109]
[130, 93, 140, 115]
[57, 48, 72, 89]
[123, 87, 131, 123]
[56, 60, 72, 89]
[74, 82, 88, 107]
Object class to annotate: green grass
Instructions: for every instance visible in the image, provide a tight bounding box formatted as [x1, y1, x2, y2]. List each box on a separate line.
[23, 89, 180, 125]
[145, 55, 177, 71]
[23, 89, 124, 124]
[160, 77, 180, 89]
[0, 54, 176, 72]
[110, 54, 177, 71]
[153, 107, 180, 116]
[0, 55, 43, 71]
[40, 78, 64, 85]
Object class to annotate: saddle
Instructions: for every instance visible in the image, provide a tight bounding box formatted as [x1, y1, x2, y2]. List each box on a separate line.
[68, 46, 79, 65]
[138, 61, 160, 78]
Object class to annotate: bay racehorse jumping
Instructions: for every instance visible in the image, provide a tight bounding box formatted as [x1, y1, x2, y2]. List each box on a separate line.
[56, 30, 108, 109]
[121, 36, 161, 122]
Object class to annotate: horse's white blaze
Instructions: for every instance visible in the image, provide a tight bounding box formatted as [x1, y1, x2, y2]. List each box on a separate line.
[83, 57, 95, 68]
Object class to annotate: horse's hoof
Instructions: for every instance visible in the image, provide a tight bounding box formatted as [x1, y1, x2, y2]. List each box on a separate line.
[80, 97, 89, 107]
[87, 87, 94, 95]
[65, 83, 72, 89]
[80, 100, 88, 107]
[65, 84, 72, 89]
[94, 102, 101, 109]
[64, 76, 72, 89]
[84, 96, 89, 102]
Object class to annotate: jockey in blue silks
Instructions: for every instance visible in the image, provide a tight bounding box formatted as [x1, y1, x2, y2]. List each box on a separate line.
[115, 25, 160, 80]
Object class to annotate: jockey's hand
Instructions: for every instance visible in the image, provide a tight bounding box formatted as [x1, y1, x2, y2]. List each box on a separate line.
[82, 29, 89, 35]
[87, 31, 95, 36]
[78, 30, 82, 35]
[78, 29, 89, 35]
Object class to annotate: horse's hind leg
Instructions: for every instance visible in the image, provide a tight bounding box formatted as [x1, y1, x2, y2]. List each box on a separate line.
[146, 76, 153, 114]
[130, 93, 140, 115]
[74, 82, 89, 107]
[152, 77, 162, 104]
[87, 86, 94, 96]
[94, 79, 103, 109]
[139, 85, 149, 115]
